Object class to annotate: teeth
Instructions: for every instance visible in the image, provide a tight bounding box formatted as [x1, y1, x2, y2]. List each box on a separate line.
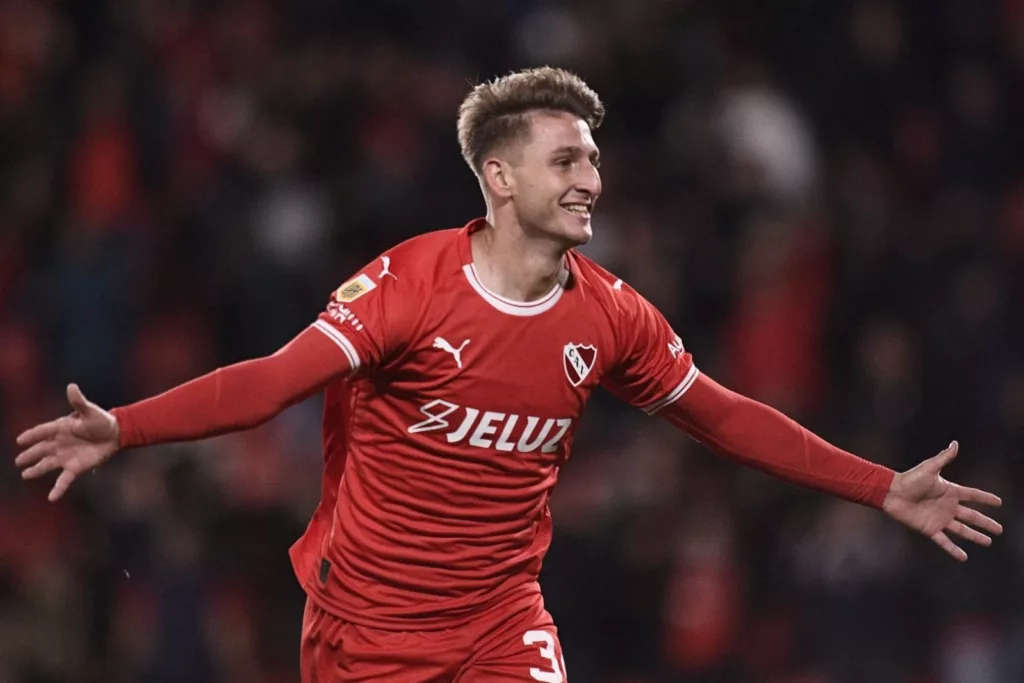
[562, 204, 590, 215]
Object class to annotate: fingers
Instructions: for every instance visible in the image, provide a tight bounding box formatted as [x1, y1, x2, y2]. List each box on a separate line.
[15, 418, 64, 448]
[930, 530, 967, 562]
[20, 455, 62, 480]
[929, 441, 959, 472]
[15, 441, 55, 470]
[946, 520, 992, 548]
[958, 485, 1002, 508]
[16, 385, 92, 446]
[956, 505, 1003, 536]
[48, 470, 77, 502]
[66, 383, 91, 414]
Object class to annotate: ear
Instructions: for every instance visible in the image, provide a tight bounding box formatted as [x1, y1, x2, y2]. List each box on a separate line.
[481, 157, 515, 200]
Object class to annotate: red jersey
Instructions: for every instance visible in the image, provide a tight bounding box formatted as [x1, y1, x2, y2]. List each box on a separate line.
[289, 218, 698, 629]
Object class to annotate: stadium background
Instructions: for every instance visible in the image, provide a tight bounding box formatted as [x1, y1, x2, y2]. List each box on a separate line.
[1, 1, 1022, 681]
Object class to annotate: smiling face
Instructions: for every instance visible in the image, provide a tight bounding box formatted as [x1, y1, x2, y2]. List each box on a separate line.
[484, 110, 602, 248]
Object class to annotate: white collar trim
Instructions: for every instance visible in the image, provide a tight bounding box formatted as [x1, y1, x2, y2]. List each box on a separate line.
[462, 263, 567, 316]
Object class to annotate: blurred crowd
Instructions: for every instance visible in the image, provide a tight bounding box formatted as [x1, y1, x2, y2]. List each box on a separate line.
[1, 0, 1023, 682]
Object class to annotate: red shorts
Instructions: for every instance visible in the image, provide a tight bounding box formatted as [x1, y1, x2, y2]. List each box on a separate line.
[299, 595, 567, 683]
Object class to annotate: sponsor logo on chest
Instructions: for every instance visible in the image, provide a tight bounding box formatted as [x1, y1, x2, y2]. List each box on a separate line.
[408, 400, 573, 454]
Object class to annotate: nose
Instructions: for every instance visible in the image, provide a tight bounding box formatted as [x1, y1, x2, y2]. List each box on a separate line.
[575, 162, 601, 199]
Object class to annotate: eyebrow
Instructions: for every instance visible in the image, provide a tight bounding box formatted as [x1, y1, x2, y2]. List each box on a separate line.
[550, 145, 600, 161]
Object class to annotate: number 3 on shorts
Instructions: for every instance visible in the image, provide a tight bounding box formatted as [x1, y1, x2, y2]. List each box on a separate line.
[522, 630, 567, 683]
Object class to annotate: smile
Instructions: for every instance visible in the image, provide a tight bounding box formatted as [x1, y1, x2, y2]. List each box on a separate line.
[561, 203, 591, 219]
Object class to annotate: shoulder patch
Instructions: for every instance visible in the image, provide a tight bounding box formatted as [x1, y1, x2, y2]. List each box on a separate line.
[335, 274, 377, 303]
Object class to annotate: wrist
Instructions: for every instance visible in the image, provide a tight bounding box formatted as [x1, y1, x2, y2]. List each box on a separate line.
[110, 413, 121, 448]
[109, 407, 131, 449]
[882, 471, 904, 513]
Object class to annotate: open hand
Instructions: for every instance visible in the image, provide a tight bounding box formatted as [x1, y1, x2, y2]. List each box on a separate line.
[882, 441, 1003, 562]
[14, 384, 120, 501]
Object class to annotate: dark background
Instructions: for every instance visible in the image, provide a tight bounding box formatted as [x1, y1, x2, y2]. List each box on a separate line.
[1, 1, 1022, 681]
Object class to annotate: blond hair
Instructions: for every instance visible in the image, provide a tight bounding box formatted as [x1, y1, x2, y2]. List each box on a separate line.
[457, 66, 605, 174]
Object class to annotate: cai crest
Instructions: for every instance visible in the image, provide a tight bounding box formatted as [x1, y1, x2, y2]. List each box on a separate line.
[563, 342, 597, 387]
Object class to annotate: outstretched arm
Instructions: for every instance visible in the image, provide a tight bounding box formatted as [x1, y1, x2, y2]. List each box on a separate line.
[660, 372, 895, 506]
[14, 326, 352, 501]
[110, 326, 352, 447]
[659, 373, 1002, 561]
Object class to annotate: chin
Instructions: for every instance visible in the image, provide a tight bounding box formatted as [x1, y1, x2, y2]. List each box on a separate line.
[524, 213, 593, 247]
[567, 226, 592, 247]
[556, 216, 593, 247]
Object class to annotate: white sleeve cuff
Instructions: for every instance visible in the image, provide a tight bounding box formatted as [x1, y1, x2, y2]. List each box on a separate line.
[643, 365, 699, 414]
[311, 320, 361, 376]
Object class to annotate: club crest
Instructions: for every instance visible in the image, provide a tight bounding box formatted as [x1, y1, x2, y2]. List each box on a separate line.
[563, 343, 597, 387]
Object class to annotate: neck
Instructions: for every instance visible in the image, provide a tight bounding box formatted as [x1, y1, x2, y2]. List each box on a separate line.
[470, 214, 566, 303]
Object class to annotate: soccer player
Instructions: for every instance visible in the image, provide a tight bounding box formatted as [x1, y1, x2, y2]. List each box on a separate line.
[15, 67, 1003, 682]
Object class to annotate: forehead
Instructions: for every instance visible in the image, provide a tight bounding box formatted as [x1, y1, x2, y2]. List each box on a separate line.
[524, 111, 598, 154]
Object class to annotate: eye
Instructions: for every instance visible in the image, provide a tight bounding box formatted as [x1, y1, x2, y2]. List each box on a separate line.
[554, 158, 572, 169]
[591, 158, 601, 169]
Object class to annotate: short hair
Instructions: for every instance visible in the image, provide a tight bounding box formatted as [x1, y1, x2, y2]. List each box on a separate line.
[457, 66, 605, 175]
